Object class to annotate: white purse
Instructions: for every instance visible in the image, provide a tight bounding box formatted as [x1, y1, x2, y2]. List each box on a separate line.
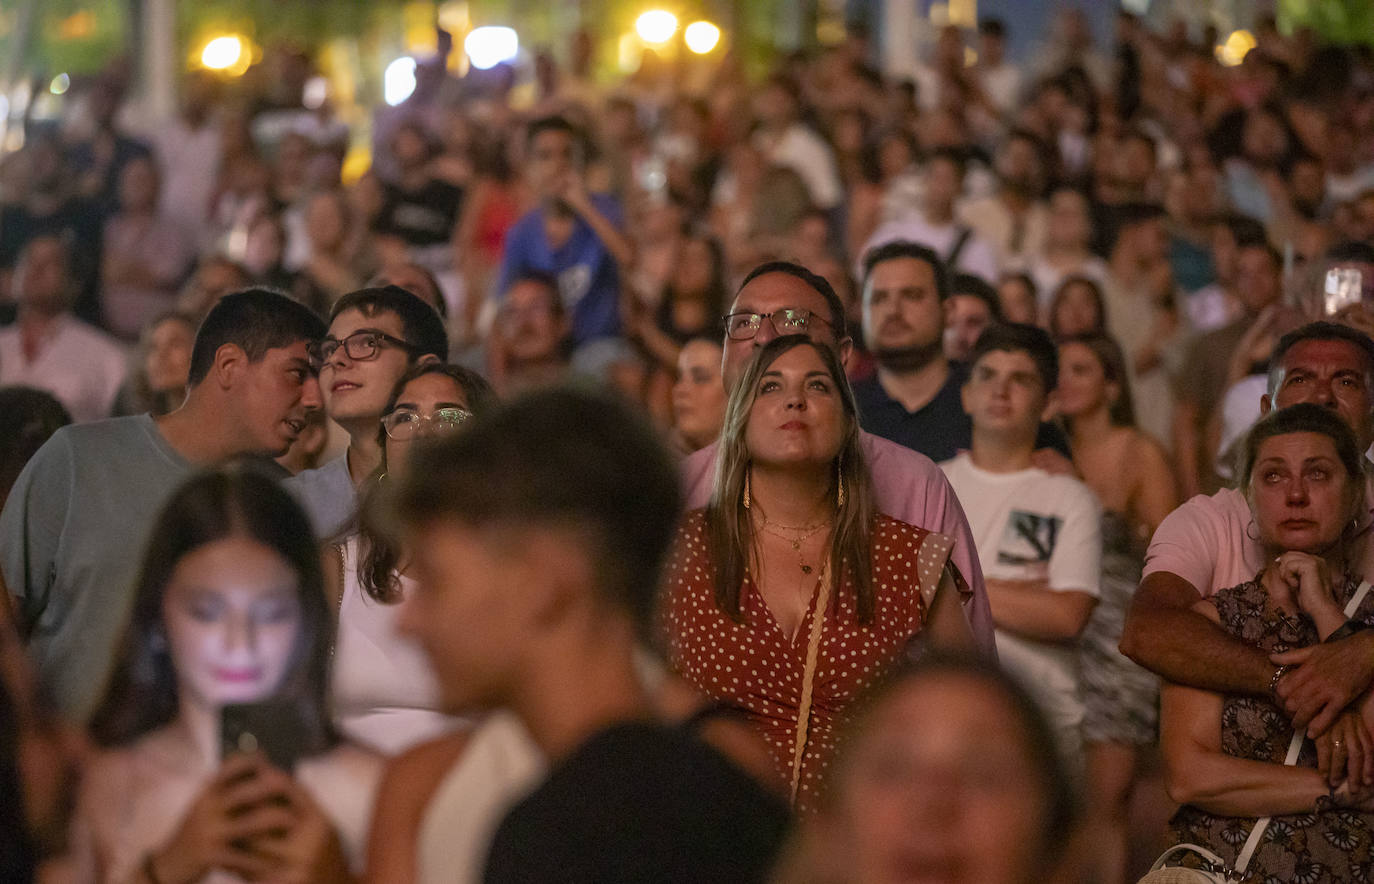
[1139, 580, 1374, 883]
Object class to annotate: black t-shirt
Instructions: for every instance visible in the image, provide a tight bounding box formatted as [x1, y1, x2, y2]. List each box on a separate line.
[853, 362, 1070, 463]
[483, 721, 789, 884]
[375, 179, 464, 247]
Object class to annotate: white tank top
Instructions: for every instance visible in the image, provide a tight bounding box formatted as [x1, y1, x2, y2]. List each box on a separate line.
[416, 711, 545, 884]
[331, 537, 462, 755]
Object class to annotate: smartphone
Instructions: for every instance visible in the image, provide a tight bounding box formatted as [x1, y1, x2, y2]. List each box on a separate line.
[220, 700, 311, 772]
[1324, 267, 1364, 316]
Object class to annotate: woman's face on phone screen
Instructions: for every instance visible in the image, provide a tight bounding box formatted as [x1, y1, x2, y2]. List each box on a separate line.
[162, 535, 302, 709]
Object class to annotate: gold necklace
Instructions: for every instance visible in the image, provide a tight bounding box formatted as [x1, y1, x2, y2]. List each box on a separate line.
[759, 518, 831, 574]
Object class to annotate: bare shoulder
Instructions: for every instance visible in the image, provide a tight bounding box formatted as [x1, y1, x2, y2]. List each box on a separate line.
[1126, 428, 1171, 473]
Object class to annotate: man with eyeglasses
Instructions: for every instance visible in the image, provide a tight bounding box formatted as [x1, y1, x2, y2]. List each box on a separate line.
[286, 285, 448, 539]
[681, 260, 997, 654]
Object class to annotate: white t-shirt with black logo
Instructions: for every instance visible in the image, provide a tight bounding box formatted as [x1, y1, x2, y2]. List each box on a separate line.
[941, 453, 1102, 764]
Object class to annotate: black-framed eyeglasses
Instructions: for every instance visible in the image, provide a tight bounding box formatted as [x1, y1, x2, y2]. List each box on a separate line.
[381, 407, 473, 440]
[722, 309, 833, 341]
[309, 331, 420, 370]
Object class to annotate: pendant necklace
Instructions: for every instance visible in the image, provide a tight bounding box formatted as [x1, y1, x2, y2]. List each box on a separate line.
[759, 518, 831, 574]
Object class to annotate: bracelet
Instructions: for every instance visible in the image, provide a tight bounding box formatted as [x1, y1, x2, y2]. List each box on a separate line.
[1270, 663, 1295, 699]
[1326, 619, 1372, 644]
[142, 853, 164, 884]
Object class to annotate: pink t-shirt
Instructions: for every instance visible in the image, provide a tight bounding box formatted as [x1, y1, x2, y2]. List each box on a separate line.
[1146, 485, 1374, 597]
[1143, 488, 1258, 597]
[681, 430, 995, 655]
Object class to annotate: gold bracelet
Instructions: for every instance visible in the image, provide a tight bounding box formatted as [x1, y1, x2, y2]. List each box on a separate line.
[1270, 663, 1295, 700]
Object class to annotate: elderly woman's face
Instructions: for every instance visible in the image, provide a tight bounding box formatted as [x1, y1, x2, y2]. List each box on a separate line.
[825, 673, 1052, 884]
[744, 345, 846, 470]
[1250, 432, 1356, 554]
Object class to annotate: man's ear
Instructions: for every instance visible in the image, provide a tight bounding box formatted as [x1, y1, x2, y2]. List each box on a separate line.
[417, 353, 442, 366]
[1259, 393, 1273, 417]
[212, 342, 248, 391]
[838, 336, 855, 369]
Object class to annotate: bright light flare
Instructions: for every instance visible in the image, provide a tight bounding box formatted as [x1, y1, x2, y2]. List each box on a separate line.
[465, 26, 519, 70]
[201, 36, 245, 71]
[636, 10, 678, 45]
[49, 73, 71, 95]
[1216, 30, 1257, 67]
[384, 57, 418, 106]
[684, 21, 720, 54]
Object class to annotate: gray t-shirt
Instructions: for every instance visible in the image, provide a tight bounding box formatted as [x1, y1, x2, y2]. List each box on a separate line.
[0, 414, 191, 723]
[284, 453, 357, 542]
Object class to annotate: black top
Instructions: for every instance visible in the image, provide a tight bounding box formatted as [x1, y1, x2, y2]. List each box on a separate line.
[853, 362, 1070, 463]
[375, 179, 464, 247]
[483, 721, 789, 884]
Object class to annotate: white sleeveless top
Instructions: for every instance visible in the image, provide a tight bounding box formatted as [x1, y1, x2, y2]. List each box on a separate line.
[331, 537, 462, 755]
[416, 712, 546, 884]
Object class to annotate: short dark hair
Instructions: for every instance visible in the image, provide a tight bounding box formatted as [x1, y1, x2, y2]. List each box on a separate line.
[526, 114, 583, 163]
[951, 272, 1000, 310]
[504, 271, 565, 318]
[1268, 321, 1374, 399]
[739, 261, 848, 339]
[90, 467, 335, 753]
[0, 387, 70, 508]
[1241, 402, 1365, 501]
[330, 285, 448, 361]
[968, 322, 1059, 393]
[392, 387, 683, 638]
[187, 289, 326, 386]
[861, 241, 949, 302]
[949, 274, 1003, 323]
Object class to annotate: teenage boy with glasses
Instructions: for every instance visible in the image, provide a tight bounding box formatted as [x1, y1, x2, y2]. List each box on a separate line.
[286, 285, 448, 538]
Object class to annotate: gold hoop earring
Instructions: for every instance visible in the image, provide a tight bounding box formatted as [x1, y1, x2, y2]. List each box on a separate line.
[743, 469, 752, 510]
[836, 462, 846, 509]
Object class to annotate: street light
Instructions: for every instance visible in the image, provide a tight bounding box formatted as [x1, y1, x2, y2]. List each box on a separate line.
[384, 57, 417, 106]
[684, 21, 720, 54]
[635, 10, 678, 45]
[201, 36, 245, 71]
[465, 26, 519, 70]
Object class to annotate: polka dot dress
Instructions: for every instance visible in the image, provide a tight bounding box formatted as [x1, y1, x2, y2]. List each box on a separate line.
[658, 510, 963, 813]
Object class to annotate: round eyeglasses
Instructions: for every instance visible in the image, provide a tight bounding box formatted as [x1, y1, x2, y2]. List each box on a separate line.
[722, 308, 834, 341]
[381, 407, 473, 440]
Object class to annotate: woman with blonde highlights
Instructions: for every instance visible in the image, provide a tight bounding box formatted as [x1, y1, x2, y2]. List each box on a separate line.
[659, 335, 972, 813]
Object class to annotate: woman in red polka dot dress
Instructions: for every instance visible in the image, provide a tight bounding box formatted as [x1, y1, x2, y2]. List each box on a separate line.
[658, 335, 974, 812]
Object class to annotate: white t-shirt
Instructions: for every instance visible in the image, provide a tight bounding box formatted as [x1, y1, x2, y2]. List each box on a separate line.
[0, 316, 128, 423]
[941, 453, 1101, 762]
[860, 214, 1000, 285]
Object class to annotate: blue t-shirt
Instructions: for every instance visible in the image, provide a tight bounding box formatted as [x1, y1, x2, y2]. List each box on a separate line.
[495, 195, 625, 344]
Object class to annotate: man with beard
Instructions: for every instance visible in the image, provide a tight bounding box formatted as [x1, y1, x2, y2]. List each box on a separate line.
[852, 241, 1067, 463]
[960, 130, 1050, 272]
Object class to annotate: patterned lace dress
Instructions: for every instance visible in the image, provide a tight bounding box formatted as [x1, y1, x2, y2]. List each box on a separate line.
[1169, 572, 1374, 883]
[658, 510, 965, 813]
[1080, 510, 1160, 746]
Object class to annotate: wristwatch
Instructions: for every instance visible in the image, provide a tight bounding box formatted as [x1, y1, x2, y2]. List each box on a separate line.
[1325, 619, 1373, 643]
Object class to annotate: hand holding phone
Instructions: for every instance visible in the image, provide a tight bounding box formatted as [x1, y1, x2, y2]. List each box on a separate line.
[143, 754, 296, 884]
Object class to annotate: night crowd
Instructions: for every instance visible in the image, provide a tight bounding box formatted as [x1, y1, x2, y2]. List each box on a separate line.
[7, 8, 1374, 883]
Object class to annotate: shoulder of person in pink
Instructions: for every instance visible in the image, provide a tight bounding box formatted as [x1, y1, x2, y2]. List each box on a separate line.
[681, 431, 995, 655]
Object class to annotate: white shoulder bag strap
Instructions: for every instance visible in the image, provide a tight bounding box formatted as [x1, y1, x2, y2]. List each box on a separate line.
[1233, 579, 1373, 875]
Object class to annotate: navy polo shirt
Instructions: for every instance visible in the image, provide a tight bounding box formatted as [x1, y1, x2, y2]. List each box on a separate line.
[853, 362, 1070, 463]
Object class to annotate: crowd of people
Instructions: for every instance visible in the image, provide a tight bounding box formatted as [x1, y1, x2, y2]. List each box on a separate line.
[6, 6, 1374, 883]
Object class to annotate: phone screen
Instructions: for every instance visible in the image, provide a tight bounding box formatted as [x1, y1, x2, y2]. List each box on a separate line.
[220, 700, 310, 771]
